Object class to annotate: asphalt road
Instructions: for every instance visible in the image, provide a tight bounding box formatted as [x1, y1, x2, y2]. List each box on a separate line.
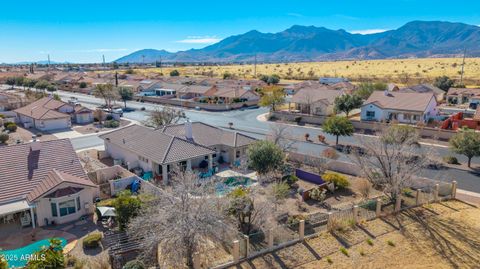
[52, 90, 480, 193]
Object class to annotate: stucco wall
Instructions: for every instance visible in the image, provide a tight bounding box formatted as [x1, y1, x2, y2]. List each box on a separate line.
[104, 141, 151, 172]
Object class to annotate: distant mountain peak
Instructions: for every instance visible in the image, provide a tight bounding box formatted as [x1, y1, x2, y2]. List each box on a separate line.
[115, 20, 480, 63]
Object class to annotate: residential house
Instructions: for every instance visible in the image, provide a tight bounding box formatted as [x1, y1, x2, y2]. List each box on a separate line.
[446, 88, 480, 109]
[204, 86, 260, 104]
[15, 96, 93, 131]
[176, 84, 214, 99]
[0, 139, 98, 228]
[291, 86, 344, 116]
[399, 84, 445, 102]
[319, 77, 349, 85]
[361, 91, 437, 123]
[100, 121, 256, 182]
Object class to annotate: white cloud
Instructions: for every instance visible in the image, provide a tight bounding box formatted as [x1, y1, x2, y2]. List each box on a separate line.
[349, 29, 389, 35]
[287, 13, 304, 18]
[176, 36, 221, 44]
[71, 48, 129, 53]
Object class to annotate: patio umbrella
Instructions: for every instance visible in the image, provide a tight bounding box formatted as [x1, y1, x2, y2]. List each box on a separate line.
[97, 207, 116, 217]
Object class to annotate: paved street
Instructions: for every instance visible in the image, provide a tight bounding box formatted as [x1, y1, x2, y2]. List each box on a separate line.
[53, 90, 480, 193]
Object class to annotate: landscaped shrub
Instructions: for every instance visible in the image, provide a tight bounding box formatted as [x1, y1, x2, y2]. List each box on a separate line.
[79, 82, 87, 88]
[106, 114, 114, 121]
[5, 123, 17, 132]
[442, 155, 459, 164]
[122, 260, 145, 269]
[104, 120, 120, 128]
[322, 148, 339, 159]
[309, 188, 327, 202]
[322, 172, 350, 189]
[0, 133, 9, 144]
[287, 214, 307, 226]
[282, 174, 298, 186]
[83, 232, 103, 248]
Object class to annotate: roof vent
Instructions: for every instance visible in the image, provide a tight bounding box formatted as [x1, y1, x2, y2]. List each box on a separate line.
[30, 138, 41, 151]
[185, 119, 193, 140]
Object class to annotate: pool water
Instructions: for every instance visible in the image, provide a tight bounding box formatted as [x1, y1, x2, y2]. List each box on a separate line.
[0, 237, 67, 268]
[216, 176, 254, 195]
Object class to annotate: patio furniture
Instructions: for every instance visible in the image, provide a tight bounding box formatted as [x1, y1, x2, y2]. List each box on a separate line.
[20, 212, 31, 227]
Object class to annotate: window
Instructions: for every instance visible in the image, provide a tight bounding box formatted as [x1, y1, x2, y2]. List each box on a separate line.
[76, 197, 81, 211]
[138, 156, 149, 163]
[59, 199, 76, 217]
[51, 203, 58, 217]
[366, 111, 375, 118]
[236, 150, 241, 158]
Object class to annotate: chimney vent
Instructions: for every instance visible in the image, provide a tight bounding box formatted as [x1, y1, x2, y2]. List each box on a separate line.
[185, 119, 193, 140]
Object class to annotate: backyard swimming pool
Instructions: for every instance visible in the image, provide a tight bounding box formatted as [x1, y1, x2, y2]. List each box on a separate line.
[215, 176, 255, 195]
[0, 237, 67, 268]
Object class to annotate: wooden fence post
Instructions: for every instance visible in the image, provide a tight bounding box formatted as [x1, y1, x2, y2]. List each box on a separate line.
[375, 198, 382, 218]
[353, 205, 359, 224]
[416, 189, 421, 206]
[395, 196, 402, 212]
[299, 220, 305, 240]
[267, 228, 274, 248]
[434, 184, 440, 202]
[451, 181, 457, 199]
[233, 240, 240, 262]
[193, 253, 201, 269]
[244, 235, 250, 257]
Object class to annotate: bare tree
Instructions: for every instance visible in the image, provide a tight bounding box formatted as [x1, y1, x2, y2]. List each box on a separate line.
[268, 124, 295, 152]
[128, 171, 235, 267]
[351, 125, 437, 202]
[146, 107, 186, 128]
[92, 83, 118, 109]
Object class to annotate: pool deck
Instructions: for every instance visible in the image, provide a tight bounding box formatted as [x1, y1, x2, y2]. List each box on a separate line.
[0, 215, 98, 250]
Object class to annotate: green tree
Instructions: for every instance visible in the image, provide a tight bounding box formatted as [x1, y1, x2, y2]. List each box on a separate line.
[247, 140, 285, 177]
[79, 81, 87, 88]
[5, 77, 16, 89]
[25, 238, 64, 269]
[113, 191, 141, 231]
[259, 87, 285, 112]
[259, 74, 280, 85]
[46, 84, 56, 92]
[323, 116, 354, 146]
[449, 128, 480, 168]
[170, 69, 180, 76]
[227, 187, 256, 234]
[34, 80, 50, 92]
[355, 82, 387, 99]
[334, 94, 363, 117]
[434, 76, 455, 91]
[117, 87, 133, 108]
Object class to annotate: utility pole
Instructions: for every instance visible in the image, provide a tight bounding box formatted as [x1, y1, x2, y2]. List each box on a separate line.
[47, 54, 51, 73]
[159, 56, 163, 75]
[254, 53, 257, 78]
[460, 47, 466, 85]
[142, 55, 145, 66]
[102, 54, 106, 67]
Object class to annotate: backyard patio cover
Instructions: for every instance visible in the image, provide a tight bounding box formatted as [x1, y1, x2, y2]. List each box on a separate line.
[0, 200, 30, 217]
[97, 207, 116, 217]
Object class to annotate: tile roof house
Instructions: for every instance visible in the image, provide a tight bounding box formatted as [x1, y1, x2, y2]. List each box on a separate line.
[291, 86, 344, 116]
[14, 96, 93, 131]
[361, 91, 438, 123]
[399, 84, 445, 102]
[446, 88, 480, 109]
[100, 121, 256, 183]
[0, 139, 98, 228]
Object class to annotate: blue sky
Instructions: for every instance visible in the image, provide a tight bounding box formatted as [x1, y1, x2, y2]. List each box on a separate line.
[1, 0, 479, 63]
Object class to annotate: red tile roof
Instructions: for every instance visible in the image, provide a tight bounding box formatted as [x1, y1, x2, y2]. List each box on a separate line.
[0, 139, 92, 204]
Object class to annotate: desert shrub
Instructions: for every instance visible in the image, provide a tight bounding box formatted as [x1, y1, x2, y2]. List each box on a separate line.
[170, 70, 180, 76]
[366, 238, 374, 246]
[340, 247, 349, 257]
[123, 260, 145, 269]
[322, 172, 350, 189]
[387, 240, 395, 247]
[0, 133, 8, 144]
[326, 257, 333, 264]
[442, 155, 459, 164]
[282, 174, 298, 186]
[322, 148, 339, 159]
[359, 250, 365, 256]
[271, 182, 290, 201]
[83, 232, 103, 248]
[287, 214, 307, 226]
[357, 179, 372, 198]
[104, 120, 120, 128]
[309, 188, 327, 202]
[5, 123, 17, 132]
[79, 82, 87, 88]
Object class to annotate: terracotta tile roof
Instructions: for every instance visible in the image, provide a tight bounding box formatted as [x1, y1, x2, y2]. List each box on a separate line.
[447, 88, 480, 97]
[14, 97, 71, 120]
[0, 139, 91, 204]
[26, 169, 97, 202]
[100, 125, 215, 164]
[162, 122, 257, 148]
[292, 87, 344, 105]
[364, 91, 435, 112]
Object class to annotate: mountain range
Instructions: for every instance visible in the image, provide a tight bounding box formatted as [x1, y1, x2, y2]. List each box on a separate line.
[115, 21, 480, 63]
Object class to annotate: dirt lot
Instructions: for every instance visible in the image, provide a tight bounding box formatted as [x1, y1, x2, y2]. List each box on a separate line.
[232, 200, 480, 269]
[3, 126, 57, 145]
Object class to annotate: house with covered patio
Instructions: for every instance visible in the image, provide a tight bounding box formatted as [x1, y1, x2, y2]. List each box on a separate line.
[0, 139, 98, 231]
[100, 121, 257, 183]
